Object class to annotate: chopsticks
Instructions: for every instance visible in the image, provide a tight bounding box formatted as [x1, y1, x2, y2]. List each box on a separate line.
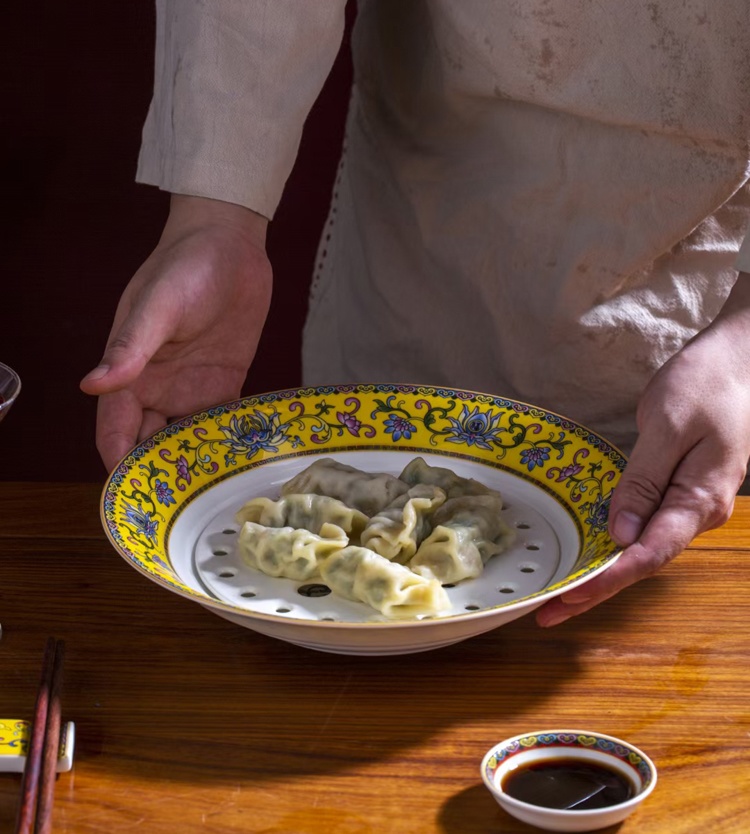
[15, 637, 66, 834]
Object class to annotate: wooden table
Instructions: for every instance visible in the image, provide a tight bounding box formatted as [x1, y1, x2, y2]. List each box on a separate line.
[0, 482, 748, 833]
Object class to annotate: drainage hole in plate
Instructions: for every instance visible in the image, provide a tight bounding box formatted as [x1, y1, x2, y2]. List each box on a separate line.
[515, 522, 531, 529]
[442, 583, 456, 589]
[525, 544, 540, 551]
[240, 590, 257, 599]
[465, 604, 481, 611]
[498, 585, 516, 594]
[276, 607, 292, 614]
[222, 529, 237, 535]
[218, 569, 237, 578]
[297, 583, 332, 598]
[519, 564, 537, 573]
[320, 616, 337, 622]
[213, 549, 229, 557]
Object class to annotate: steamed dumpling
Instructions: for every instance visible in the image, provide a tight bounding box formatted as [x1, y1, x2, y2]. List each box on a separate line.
[360, 484, 446, 563]
[320, 546, 451, 619]
[235, 493, 368, 542]
[237, 521, 348, 581]
[281, 458, 409, 516]
[409, 495, 515, 584]
[399, 456, 499, 500]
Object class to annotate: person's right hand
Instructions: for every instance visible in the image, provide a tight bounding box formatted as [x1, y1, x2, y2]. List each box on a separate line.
[80, 194, 272, 472]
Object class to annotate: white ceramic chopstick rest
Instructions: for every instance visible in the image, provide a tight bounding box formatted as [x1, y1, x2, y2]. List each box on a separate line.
[0, 719, 75, 773]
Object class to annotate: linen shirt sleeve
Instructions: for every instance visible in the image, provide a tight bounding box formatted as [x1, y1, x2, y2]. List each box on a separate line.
[136, 0, 348, 219]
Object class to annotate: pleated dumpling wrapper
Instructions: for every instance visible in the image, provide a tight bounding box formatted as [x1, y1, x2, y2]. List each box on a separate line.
[281, 458, 409, 516]
[235, 493, 368, 543]
[409, 495, 516, 584]
[360, 485, 446, 563]
[237, 521, 349, 581]
[320, 546, 451, 619]
[399, 456, 498, 500]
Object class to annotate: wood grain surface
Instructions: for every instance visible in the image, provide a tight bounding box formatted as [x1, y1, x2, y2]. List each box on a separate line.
[0, 483, 748, 833]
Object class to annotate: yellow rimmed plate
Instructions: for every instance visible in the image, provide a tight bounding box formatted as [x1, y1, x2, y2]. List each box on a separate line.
[100, 384, 626, 655]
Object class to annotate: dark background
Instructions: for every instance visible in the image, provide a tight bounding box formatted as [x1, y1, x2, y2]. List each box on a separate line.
[0, 2, 355, 482]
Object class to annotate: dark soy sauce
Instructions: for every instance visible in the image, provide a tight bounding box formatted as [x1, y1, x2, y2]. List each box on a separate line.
[502, 758, 634, 810]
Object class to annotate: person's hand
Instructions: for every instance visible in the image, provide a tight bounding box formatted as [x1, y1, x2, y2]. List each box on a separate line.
[537, 273, 750, 627]
[80, 194, 272, 472]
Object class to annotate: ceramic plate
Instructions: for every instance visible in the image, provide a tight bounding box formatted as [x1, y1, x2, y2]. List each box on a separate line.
[101, 384, 626, 655]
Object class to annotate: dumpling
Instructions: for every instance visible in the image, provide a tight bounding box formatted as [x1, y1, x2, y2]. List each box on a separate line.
[360, 484, 446, 563]
[319, 546, 451, 619]
[409, 495, 515, 584]
[235, 493, 368, 542]
[399, 456, 498, 500]
[237, 521, 348, 581]
[281, 458, 409, 516]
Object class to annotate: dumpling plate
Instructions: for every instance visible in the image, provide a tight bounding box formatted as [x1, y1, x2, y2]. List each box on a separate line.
[101, 385, 625, 655]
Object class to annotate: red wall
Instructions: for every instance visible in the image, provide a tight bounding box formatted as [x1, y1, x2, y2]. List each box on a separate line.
[0, 2, 354, 482]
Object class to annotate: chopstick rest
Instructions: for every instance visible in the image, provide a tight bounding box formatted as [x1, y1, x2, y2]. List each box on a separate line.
[0, 720, 75, 774]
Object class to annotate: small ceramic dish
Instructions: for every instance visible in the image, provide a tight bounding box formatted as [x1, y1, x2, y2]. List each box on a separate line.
[481, 730, 657, 832]
[0, 361, 21, 424]
[101, 384, 626, 655]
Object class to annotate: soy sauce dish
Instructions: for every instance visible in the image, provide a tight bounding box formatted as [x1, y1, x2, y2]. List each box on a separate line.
[481, 730, 657, 832]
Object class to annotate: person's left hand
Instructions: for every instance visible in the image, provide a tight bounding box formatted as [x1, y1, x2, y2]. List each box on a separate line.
[537, 273, 750, 627]
[80, 195, 272, 472]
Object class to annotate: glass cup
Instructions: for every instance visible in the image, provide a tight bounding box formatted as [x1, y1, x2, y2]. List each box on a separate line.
[0, 362, 21, 425]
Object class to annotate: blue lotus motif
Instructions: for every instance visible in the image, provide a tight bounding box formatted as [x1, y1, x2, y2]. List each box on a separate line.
[218, 410, 289, 459]
[153, 479, 176, 506]
[445, 405, 504, 450]
[383, 414, 416, 442]
[122, 500, 158, 541]
[586, 490, 612, 535]
[520, 446, 551, 471]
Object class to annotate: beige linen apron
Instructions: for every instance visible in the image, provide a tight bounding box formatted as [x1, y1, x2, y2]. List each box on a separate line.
[137, 0, 750, 452]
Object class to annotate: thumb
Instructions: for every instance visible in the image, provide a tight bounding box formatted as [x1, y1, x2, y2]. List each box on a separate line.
[608, 429, 682, 547]
[80, 298, 176, 395]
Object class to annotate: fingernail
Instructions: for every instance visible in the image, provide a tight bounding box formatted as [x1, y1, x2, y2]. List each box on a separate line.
[82, 365, 110, 383]
[611, 511, 644, 545]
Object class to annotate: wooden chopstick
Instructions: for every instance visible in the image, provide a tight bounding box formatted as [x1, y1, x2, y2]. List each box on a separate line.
[15, 638, 66, 834]
[35, 640, 65, 834]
